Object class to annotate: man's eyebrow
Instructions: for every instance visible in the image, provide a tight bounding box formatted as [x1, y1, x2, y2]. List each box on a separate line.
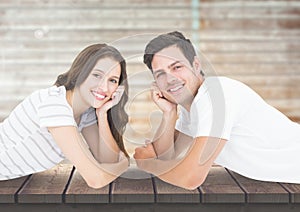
[153, 61, 182, 74]
[168, 61, 181, 69]
[153, 69, 164, 76]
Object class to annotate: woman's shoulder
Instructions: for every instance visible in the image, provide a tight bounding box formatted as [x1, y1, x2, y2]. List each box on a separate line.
[47, 85, 66, 96]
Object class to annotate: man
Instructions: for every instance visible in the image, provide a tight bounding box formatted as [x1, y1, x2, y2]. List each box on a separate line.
[133, 31, 300, 190]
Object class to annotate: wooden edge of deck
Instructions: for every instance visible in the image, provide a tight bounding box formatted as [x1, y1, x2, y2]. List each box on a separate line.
[199, 166, 245, 203]
[110, 167, 154, 203]
[16, 163, 74, 203]
[228, 170, 290, 203]
[64, 169, 110, 203]
[153, 177, 200, 203]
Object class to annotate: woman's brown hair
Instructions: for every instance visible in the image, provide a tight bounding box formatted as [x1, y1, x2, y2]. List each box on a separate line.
[54, 44, 129, 157]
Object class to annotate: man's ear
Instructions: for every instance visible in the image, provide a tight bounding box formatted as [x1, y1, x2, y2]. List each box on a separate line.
[193, 56, 201, 73]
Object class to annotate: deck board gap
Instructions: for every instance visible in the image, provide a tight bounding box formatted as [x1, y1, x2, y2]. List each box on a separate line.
[278, 183, 292, 203]
[14, 174, 32, 203]
[151, 174, 157, 203]
[225, 168, 248, 203]
[62, 165, 76, 203]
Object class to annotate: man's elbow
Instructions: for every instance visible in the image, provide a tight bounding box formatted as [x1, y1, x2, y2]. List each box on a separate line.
[181, 172, 207, 190]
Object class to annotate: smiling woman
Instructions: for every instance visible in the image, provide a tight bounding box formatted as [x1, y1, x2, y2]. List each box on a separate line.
[0, 44, 129, 189]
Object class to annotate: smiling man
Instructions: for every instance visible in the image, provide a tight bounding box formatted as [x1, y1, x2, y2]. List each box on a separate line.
[133, 31, 300, 190]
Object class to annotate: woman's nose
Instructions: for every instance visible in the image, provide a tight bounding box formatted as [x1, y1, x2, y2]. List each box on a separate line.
[97, 79, 108, 92]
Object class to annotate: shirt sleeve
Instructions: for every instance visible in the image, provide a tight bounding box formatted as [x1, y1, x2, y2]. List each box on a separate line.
[37, 86, 76, 128]
[79, 107, 97, 130]
[175, 106, 194, 137]
[190, 87, 233, 140]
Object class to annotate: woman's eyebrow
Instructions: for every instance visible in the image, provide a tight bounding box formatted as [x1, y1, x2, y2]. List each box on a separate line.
[93, 69, 119, 79]
[93, 69, 105, 74]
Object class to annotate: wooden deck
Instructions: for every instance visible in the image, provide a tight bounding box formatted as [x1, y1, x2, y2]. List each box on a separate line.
[0, 162, 300, 212]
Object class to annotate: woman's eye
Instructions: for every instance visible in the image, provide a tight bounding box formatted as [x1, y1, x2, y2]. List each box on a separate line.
[110, 79, 118, 84]
[93, 73, 102, 78]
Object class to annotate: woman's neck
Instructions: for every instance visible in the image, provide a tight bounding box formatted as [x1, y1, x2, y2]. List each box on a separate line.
[66, 89, 89, 122]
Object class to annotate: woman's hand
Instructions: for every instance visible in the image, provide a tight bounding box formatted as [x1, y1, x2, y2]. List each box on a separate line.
[151, 82, 177, 113]
[96, 85, 124, 117]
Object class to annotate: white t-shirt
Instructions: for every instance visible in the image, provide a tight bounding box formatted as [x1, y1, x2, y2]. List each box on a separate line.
[176, 77, 300, 183]
[0, 86, 97, 180]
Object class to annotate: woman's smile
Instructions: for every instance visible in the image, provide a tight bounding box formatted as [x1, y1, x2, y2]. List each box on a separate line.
[91, 90, 108, 101]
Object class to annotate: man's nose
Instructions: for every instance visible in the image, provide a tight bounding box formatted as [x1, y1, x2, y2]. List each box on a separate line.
[166, 72, 177, 84]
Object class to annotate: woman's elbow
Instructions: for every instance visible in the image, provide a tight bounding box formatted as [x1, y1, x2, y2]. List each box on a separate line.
[83, 173, 111, 189]
[85, 178, 108, 189]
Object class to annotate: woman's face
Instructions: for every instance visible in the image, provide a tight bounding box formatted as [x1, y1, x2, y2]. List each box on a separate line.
[79, 57, 121, 109]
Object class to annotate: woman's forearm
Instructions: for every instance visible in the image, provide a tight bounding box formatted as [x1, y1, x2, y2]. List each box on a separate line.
[97, 113, 121, 163]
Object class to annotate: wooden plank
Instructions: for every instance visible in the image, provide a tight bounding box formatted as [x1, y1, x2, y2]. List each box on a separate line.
[153, 177, 200, 203]
[111, 167, 154, 203]
[200, 19, 300, 30]
[2, 63, 298, 76]
[228, 170, 290, 203]
[280, 183, 300, 203]
[0, 0, 192, 8]
[199, 166, 245, 203]
[65, 169, 109, 203]
[2, 8, 193, 20]
[0, 176, 29, 203]
[2, 50, 300, 64]
[199, 1, 300, 8]
[0, 19, 192, 30]
[17, 162, 73, 203]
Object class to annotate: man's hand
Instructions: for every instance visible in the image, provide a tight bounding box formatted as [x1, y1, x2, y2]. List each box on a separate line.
[151, 82, 177, 113]
[133, 142, 157, 160]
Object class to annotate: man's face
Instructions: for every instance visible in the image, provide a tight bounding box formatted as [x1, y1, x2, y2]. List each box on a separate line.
[151, 45, 202, 107]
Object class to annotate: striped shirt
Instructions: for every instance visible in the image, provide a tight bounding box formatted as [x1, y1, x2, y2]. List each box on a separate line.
[0, 86, 97, 180]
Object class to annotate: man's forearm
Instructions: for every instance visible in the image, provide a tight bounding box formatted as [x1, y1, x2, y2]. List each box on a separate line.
[152, 110, 177, 159]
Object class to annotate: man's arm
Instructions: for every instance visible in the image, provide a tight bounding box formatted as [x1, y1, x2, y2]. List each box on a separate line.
[134, 136, 226, 190]
[148, 82, 178, 159]
[151, 110, 177, 159]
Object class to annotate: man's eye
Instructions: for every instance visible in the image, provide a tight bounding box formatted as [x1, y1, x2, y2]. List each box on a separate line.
[174, 65, 183, 70]
[155, 72, 165, 79]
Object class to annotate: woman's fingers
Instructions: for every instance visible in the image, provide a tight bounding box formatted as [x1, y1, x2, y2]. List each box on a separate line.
[112, 85, 125, 106]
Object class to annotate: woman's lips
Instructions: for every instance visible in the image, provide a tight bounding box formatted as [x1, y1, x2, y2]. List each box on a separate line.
[91, 90, 107, 100]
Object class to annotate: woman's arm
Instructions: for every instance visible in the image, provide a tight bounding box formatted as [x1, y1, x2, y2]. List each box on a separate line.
[81, 113, 121, 164]
[48, 126, 129, 189]
[82, 85, 126, 163]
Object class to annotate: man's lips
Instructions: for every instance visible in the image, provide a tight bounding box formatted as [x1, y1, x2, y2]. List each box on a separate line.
[167, 84, 184, 93]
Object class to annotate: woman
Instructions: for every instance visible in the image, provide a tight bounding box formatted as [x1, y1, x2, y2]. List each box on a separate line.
[0, 44, 129, 188]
